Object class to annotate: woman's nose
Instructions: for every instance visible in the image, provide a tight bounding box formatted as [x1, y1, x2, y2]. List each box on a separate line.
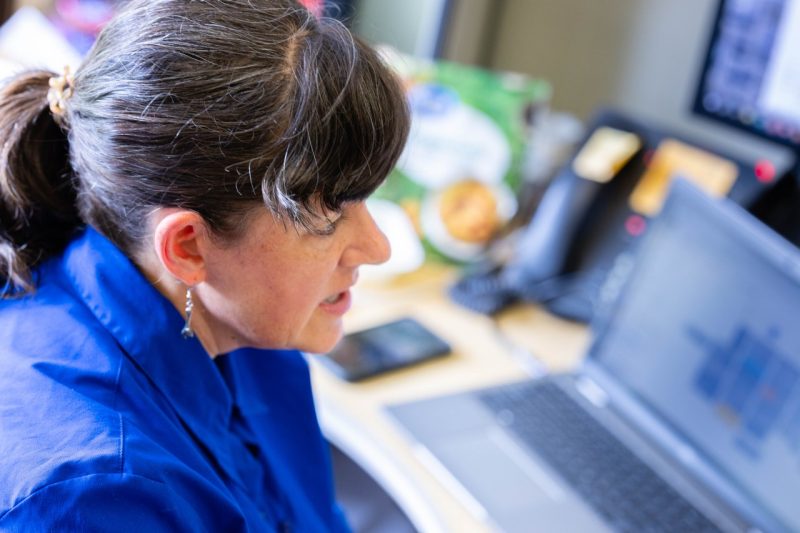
[342, 203, 391, 267]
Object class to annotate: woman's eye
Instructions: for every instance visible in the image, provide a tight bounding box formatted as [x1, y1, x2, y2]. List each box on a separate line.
[316, 213, 345, 236]
[317, 223, 337, 236]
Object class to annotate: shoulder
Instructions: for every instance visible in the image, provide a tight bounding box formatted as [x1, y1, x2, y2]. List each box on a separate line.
[0, 262, 124, 411]
[0, 472, 236, 532]
[0, 251, 250, 528]
[0, 272, 129, 512]
[0, 261, 116, 365]
[0, 343, 126, 517]
[0, 354, 243, 529]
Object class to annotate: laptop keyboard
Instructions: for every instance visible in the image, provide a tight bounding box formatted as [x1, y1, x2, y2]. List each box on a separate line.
[479, 380, 721, 533]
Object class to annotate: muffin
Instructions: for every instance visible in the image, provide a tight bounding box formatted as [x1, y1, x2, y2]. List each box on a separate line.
[438, 179, 499, 243]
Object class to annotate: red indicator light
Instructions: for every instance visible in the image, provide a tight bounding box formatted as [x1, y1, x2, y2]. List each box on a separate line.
[754, 160, 776, 183]
[642, 149, 655, 166]
[625, 214, 647, 237]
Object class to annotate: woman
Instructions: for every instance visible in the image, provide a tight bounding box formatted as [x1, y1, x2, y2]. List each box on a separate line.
[0, 0, 409, 530]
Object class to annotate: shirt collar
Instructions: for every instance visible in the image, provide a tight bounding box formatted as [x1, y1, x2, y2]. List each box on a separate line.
[60, 227, 235, 465]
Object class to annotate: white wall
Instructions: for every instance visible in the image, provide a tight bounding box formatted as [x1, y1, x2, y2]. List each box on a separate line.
[487, 0, 641, 120]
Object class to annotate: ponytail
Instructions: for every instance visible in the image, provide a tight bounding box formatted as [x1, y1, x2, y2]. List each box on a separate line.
[0, 70, 80, 297]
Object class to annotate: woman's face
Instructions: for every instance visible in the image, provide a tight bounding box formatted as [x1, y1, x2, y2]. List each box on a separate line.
[196, 201, 390, 354]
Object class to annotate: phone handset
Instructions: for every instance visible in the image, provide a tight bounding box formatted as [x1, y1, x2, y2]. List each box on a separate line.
[502, 174, 603, 288]
[503, 126, 641, 290]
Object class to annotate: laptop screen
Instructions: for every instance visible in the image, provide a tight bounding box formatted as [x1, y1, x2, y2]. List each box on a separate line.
[593, 181, 800, 531]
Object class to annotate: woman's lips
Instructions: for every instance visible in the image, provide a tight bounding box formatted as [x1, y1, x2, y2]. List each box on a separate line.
[319, 289, 352, 315]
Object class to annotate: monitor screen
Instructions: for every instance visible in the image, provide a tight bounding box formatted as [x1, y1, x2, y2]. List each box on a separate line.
[595, 182, 800, 531]
[693, 0, 800, 150]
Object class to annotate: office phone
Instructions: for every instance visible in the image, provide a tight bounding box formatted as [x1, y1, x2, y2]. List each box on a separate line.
[450, 108, 796, 322]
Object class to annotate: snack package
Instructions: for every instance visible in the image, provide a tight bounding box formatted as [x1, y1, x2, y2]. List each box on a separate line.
[375, 49, 551, 263]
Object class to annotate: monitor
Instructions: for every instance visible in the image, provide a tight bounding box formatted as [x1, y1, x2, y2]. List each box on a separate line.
[693, 0, 800, 154]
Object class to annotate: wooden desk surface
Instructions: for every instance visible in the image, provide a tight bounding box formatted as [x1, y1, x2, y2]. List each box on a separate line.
[309, 263, 591, 532]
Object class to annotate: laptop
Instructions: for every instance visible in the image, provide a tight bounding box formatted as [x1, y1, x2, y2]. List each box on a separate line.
[388, 180, 800, 533]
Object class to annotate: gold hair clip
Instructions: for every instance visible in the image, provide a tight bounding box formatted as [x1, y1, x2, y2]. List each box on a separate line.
[47, 65, 74, 117]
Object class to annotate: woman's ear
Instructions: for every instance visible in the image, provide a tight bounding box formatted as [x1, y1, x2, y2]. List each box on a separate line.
[151, 209, 210, 286]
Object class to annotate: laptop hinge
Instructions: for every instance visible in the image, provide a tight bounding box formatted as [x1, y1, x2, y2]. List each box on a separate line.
[575, 375, 609, 408]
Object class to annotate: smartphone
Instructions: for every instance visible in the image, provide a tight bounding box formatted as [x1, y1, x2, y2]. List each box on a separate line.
[322, 317, 451, 382]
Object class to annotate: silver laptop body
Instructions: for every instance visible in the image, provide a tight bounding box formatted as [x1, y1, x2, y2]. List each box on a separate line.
[389, 180, 800, 533]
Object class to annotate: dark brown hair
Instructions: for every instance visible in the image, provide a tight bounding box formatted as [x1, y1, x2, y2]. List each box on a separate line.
[0, 0, 409, 296]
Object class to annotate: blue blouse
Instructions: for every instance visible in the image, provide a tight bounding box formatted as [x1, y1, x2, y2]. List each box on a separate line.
[0, 228, 350, 532]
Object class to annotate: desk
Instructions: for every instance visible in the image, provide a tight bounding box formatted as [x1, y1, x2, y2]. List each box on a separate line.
[308, 263, 591, 532]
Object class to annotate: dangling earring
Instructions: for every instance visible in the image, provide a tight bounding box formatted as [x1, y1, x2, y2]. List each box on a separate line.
[181, 288, 195, 339]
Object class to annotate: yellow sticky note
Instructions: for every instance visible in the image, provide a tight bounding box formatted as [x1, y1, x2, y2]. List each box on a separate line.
[572, 127, 642, 183]
[630, 139, 738, 216]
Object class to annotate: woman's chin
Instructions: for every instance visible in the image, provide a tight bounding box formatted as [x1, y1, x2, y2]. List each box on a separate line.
[312, 334, 345, 355]
[292, 324, 345, 355]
